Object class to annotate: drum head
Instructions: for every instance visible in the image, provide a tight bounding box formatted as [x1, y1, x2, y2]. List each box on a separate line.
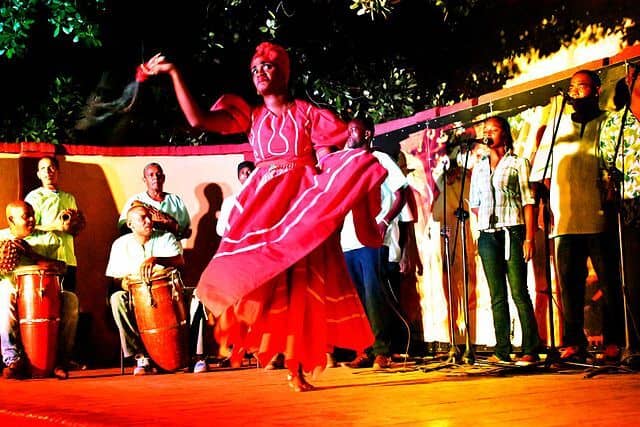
[125, 267, 177, 287]
[13, 263, 64, 277]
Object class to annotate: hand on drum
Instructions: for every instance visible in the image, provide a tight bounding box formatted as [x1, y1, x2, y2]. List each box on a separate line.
[139, 257, 157, 283]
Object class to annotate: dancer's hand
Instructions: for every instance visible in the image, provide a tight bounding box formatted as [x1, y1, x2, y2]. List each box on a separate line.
[140, 53, 175, 76]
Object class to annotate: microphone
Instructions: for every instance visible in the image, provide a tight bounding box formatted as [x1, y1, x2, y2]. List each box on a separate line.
[557, 88, 575, 105]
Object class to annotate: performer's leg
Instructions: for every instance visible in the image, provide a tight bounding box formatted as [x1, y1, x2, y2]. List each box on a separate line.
[478, 230, 511, 360]
[555, 235, 589, 350]
[621, 226, 640, 351]
[58, 291, 79, 364]
[588, 232, 625, 349]
[0, 281, 22, 368]
[109, 291, 143, 358]
[505, 226, 540, 356]
[286, 360, 314, 392]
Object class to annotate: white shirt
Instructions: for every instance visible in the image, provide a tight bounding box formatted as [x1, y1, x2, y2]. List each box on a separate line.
[341, 150, 408, 252]
[105, 231, 182, 279]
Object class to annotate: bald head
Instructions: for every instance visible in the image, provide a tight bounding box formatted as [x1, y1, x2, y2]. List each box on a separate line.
[126, 205, 153, 239]
[6, 200, 35, 238]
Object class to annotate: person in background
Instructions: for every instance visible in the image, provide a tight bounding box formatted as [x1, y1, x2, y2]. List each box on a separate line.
[340, 116, 407, 370]
[599, 62, 640, 363]
[1, 201, 78, 380]
[106, 205, 186, 376]
[530, 70, 623, 362]
[469, 116, 541, 365]
[118, 163, 191, 240]
[139, 42, 386, 391]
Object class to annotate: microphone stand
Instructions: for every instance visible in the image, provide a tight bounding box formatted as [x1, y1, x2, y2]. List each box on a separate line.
[537, 93, 568, 367]
[585, 65, 640, 378]
[420, 144, 477, 374]
[455, 144, 475, 365]
[537, 92, 594, 371]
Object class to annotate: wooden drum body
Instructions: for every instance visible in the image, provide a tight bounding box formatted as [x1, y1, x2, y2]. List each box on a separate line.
[127, 268, 189, 372]
[15, 265, 62, 377]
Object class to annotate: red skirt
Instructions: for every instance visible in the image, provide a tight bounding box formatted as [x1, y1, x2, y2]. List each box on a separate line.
[197, 149, 387, 371]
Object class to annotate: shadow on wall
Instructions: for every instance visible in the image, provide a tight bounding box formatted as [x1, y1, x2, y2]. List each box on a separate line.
[0, 158, 20, 228]
[20, 156, 122, 367]
[183, 182, 224, 286]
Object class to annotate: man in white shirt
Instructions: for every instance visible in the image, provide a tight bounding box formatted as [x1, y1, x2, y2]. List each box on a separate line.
[106, 205, 184, 375]
[118, 163, 191, 240]
[341, 117, 407, 370]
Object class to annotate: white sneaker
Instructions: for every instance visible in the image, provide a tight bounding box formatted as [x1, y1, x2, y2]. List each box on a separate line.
[133, 356, 152, 376]
[193, 360, 208, 374]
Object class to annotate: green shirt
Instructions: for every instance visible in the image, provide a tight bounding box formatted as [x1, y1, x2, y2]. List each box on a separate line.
[24, 187, 78, 266]
[599, 109, 640, 200]
[0, 228, 61, 288]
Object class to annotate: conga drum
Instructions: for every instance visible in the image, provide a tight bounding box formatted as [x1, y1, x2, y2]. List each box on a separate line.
[126, 268, 189, 372]
[14, 265, 63, 377]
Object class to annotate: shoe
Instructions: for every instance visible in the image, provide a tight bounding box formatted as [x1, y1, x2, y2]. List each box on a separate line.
[373, 354, 391, 369]
[342, 353, 373, 369]
[2, 359, 26, 379]
[326, 352, 337, 368]
[515, 354, 540, 366]
[53, 366, 69, 380]
[603, 344, 620, 361]
[193, 360, 208, 374]
[487, 354, 512, 364]
[133, 356, 152, 376]
[559, 346, 587, 363]
[264, 353, 285, 370]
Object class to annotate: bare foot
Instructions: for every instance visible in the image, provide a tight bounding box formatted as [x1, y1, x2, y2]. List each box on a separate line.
[287, 372, 315, 392]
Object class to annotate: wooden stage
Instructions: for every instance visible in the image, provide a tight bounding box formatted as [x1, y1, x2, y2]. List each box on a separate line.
[1, 357, 639, 426]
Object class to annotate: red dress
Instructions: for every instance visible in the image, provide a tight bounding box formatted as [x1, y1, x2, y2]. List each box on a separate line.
[196, 95, 387, 371]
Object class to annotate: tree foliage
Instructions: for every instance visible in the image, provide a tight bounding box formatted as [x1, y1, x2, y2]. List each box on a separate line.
[0, 0, 639, 144]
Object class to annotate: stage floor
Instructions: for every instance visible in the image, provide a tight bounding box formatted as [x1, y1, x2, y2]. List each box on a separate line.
[1, 359, 639, 426]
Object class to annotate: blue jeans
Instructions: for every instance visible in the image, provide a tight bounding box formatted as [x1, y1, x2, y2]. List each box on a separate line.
[478, 226, 540, 359]
[555, 232, 623, 349]
[344, 246, 391, 356]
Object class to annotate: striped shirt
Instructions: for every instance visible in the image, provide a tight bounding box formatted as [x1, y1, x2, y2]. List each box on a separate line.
[469, 151, 535, 231]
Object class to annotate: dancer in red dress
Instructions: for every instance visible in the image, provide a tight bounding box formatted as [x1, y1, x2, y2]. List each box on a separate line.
[140, 42, 387, 391]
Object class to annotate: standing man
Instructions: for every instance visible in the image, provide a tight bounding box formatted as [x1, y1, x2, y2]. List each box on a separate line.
[531, 70, 623, 361]
[106, 205, 186, 375]
[599, 63, 640, 361]
[341, 116, 407, 369]
[25, 156, 84, 293]
[1, 201, 78, 379]
[118, 163, 191, 240]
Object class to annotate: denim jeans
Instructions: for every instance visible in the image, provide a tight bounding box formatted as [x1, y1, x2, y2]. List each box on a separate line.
[1, 279, 78, 366]
[478, 225, 540, 359]
[344, 246, 391, 356]
[555, 232, 623, 349]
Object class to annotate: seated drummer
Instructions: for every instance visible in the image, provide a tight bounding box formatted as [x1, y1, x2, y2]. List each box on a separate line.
[106, 205, 185, 376]
[0, 201, 79, 380]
